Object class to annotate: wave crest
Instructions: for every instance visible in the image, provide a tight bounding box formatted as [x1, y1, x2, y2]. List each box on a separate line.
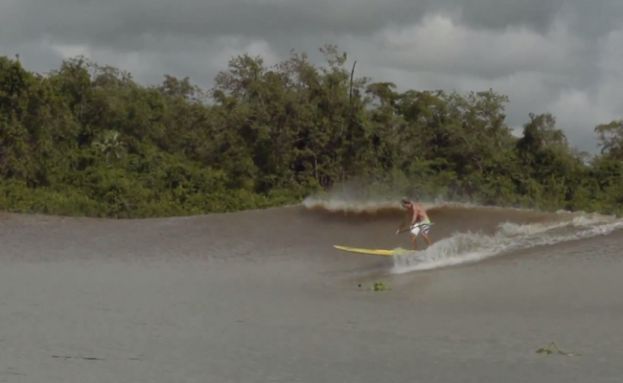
[392, 212, 623, 273]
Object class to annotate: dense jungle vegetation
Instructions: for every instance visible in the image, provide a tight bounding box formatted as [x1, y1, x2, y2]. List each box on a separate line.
[0, 46, 622, 217]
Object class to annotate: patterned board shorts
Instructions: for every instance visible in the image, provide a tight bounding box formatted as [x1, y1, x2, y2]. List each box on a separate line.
[410, 222, 432, 236]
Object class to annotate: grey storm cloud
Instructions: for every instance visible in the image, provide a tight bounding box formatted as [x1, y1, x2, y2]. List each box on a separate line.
[1, 0, 623, 153]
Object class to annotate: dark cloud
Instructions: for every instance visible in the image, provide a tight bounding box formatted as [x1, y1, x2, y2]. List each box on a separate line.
[3, 0, 425, 43]
[452, 0, 564, 31]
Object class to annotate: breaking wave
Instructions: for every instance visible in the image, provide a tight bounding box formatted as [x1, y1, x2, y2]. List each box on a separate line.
[303, 196, 404, 214]
[303, 195, 463, 214]
[392, 212, 623, 273]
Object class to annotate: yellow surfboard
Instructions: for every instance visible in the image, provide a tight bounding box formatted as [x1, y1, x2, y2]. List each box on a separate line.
[333, 245, 399, 257]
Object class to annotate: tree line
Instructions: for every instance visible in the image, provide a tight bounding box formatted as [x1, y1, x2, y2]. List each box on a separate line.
[0, 46, 621, 217]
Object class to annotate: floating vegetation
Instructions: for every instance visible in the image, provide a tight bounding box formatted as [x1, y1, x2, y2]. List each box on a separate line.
[357, 281, 390, 291]
[536, 342, 580, 357]
[372, 281, 389, 291]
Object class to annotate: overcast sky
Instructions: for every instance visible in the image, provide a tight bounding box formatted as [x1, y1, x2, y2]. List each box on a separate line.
[2, 0, 622, 153]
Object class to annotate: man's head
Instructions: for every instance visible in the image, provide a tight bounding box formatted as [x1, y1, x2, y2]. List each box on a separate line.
[401, 198, 412, 208]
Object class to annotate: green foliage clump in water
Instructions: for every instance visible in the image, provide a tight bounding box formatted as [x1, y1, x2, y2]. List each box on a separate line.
[0, 48, 622, 217]
[356, 281, 390, 291]
[536, 342, 580, 357]
[372, 281, 389, 292]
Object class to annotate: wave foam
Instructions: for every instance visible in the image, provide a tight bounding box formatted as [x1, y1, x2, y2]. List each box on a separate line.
[303, 195, 470, 214]
[392, 213, 623, 273]
[303, 196, 402, 213]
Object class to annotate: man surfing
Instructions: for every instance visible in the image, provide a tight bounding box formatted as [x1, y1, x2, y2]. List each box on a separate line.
[396, 198, 433, 250]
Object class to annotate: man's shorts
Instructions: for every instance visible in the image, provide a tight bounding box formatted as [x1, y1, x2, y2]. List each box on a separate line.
[410, 221, 432, 236]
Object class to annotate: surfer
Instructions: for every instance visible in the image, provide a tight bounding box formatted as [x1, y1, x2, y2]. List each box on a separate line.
[396, 198, 433, 249]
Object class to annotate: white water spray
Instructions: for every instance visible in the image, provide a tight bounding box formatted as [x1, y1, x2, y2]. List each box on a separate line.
[392, 213, 623, 273]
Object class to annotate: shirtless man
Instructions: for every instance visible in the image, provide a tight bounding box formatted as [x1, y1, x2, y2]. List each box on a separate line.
[396, 198, 433, 249]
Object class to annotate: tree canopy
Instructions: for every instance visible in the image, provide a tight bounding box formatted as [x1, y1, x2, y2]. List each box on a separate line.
[0, 48, 621, 217]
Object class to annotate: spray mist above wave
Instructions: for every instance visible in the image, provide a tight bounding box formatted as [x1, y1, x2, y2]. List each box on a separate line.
[303, 196, 403, 213]
[392, 212, 623, 273]
[301, 180, 447, 214]
[302, 191, 559, 217]
[302, 194, 467, 214]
